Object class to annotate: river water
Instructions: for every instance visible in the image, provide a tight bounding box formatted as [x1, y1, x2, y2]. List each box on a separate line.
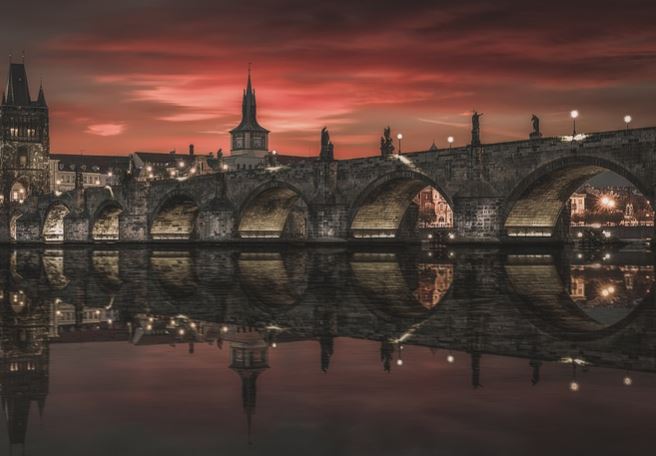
[1, 245, 655, 455]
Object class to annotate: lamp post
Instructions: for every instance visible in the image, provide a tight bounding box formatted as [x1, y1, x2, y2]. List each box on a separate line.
[624, 115, 632, 131]
[397, 133, 403, 154]
[570, 110, 579, 136]
[447, 136, 454, 149]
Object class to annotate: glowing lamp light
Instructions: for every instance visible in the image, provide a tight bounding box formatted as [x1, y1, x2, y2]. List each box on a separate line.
[56, 179, 62, 185]
[570, 110, 579, 119]
[178, 161, 185, 168]
[221, 325, 229, 333]
[396, 359, 403, 366]
[272, 150, 277, 155]
[146, 324, 153, 331]
[222, 164, 229, 171]
[447, 355, 455, 363]
[146, 166, 153, 172]
[569, 381, 580, 392]
[170, 170, 176, 177]
[190, 167, 196, 174]
[271, 342, 278, 348]
[448, 232, 456, 240]
[624, 115, 632, 124]
[427, 233, 433, 240]
[107, 171, 113, 177]
[397, 133, 403, 140]
[577, 232, 583, 238]
[447, 136, 454, 144]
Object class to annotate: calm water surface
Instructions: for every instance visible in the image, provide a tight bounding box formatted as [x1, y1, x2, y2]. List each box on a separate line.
[1, 245, 655, 455]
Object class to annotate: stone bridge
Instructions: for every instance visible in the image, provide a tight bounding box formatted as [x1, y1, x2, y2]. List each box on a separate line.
[7, 127, 656, 243]
[2, 246, 656, 373]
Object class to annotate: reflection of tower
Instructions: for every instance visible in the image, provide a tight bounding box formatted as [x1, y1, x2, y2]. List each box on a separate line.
[319, 335, 334, 373]
[380, 340, 394, 372]
[471, 351, 482, 389]
[0, 289, 50, 451]
[228, 328, 269, 443]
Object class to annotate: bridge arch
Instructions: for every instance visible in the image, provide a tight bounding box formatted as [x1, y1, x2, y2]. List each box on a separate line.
[9, 177, 29, 204]
[238, 181, 310, 239]
[502, 156, 653, 238]
[150, 191, 199, 240]
[42, 201, 71, 243]
[349, 171, 454, 239]
[92, 200, 124, 241]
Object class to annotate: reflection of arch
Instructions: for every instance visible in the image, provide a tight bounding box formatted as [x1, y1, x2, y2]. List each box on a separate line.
[238, 252, 308, 311]
[150, 251, 199, 300]
[9, 212, 21, 241]
[91, 251, 122, 291]
[350, 252, 453, 320]
[504, 254, 652, 340]
[42, 250, 70, 290]
[503, 157, 651, 238]
[42, 202, 71, 242]
[92, 201, 123, 241]
[238, 182, 308, 239]
[350, 172, 453, 239]
[150, 193, 199, 240]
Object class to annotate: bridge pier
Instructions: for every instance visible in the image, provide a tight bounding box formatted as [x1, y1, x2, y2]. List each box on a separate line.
[452, 195, 503, 243]
[196, 200, 236, 241]
[64, 213, 90, 242]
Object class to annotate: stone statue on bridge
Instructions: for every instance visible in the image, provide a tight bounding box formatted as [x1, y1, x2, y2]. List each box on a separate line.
[471, 111, 483, 146]
[320, 127, 335, 162]
[380, 126, 395, 157]
[530, 114, 542, 139]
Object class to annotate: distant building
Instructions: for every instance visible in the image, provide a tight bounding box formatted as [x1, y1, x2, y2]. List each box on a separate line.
[128, 145, 219, 181]
[414, 186, 453, 228]
[49, 154, 128, 192]
[568, 185, 653, 228]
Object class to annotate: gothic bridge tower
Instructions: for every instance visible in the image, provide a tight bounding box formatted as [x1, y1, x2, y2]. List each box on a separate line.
[0, 60, 50, 205]
[229, 69, 269, 159]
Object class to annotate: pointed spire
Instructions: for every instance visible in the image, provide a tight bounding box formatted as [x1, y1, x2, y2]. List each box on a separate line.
[4, 61, 32, 106]
[37, 81, 47, 107]
[230, 65, 269, 134]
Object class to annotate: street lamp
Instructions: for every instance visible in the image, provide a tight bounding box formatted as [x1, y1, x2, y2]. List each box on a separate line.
[624, 115, 632, 131]
[570, 110, 579, 136]
[447, 136, 454, 149]
[396, 133, 403, 154]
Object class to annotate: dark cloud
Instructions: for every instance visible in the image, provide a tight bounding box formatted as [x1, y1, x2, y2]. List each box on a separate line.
[0, 0, 654, 156]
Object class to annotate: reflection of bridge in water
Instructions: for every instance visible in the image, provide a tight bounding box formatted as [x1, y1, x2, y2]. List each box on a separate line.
[1, 246, 656, 449]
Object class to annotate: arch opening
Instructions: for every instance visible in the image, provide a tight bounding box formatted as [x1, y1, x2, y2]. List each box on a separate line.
[92, 203, 123, 241]
[351, 177, 453, 239]
[239, 186, 308, 239]
[10, 180, 27, 204]
[504, 163, 653, 240]
[151, 195, 199, 240]
[43, 203, 70, 243]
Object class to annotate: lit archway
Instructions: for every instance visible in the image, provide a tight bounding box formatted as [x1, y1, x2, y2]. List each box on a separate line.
[150, 194, 199, 240]
[350, 174, 453, 239]
[503, 159, 653, 239]
[42, 203, 70, 242]
[10, 180, 28, 204]
[92, 202, 123, 241]
[238, 184, 308, 239]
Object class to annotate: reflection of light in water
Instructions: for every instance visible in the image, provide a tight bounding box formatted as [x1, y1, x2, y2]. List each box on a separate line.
[569, 263, 654, 326]
[413, 264, 454, 309]
[570, 381, 580, 392]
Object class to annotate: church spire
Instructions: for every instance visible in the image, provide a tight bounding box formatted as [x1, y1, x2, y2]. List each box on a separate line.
[230, 67, 269, 134]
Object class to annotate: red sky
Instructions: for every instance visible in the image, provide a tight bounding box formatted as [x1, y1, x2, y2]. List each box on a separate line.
[2, 0, 656, 158]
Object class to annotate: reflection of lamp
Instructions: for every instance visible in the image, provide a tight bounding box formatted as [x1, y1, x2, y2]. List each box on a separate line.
[623, 374, 632, 386]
